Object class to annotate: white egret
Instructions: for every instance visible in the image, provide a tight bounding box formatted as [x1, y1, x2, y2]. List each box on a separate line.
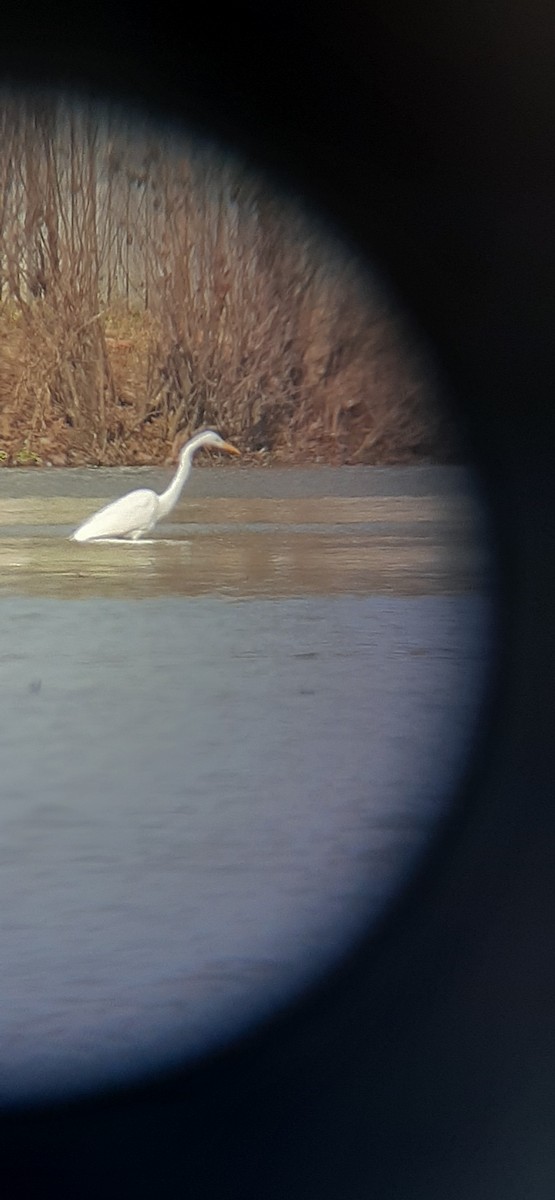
[70, 429, 240, 542]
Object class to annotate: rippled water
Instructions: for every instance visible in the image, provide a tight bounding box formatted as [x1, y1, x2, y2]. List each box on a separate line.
[0, 467, 492, 1102]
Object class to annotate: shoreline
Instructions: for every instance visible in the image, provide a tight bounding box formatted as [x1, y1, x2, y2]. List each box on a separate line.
[0, 462, 479, 502]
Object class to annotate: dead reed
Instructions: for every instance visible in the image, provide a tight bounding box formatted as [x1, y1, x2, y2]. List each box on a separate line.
[0, 90, 457, 466]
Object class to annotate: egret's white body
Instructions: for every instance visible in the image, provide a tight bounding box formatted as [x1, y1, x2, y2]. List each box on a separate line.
[70, 430, 240, 542]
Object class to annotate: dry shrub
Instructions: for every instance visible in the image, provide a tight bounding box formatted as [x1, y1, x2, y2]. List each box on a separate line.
[0, 92, 456, 466]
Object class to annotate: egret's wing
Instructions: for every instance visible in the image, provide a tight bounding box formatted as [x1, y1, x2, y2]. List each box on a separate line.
[71, 489, 158, 541]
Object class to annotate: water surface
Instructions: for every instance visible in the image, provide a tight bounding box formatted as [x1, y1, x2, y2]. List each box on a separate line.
[0, 467, 492, 1102]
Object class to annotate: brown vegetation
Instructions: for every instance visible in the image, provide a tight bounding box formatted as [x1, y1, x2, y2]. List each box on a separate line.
[0, 90, 458, 467]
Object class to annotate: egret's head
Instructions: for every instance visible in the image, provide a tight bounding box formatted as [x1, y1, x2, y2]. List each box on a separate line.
[179, 429, 241, 460]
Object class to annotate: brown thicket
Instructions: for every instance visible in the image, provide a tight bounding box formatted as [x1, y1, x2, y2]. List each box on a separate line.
[0, 90, 457, 466]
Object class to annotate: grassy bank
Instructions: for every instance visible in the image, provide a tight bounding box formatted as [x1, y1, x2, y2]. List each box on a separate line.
[0, 301, 457, 468]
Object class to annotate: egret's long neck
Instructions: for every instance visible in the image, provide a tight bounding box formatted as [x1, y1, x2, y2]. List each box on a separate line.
[157, 447, 195, 518]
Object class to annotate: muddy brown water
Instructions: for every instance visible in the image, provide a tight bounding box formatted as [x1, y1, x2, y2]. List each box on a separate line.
[0, 466, 493, 1103]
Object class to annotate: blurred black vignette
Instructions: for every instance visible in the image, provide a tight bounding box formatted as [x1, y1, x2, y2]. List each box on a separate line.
[1, 3, 555, 1199]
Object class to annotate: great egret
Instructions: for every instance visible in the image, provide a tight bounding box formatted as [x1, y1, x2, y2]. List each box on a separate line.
[70, 429, 240, 542]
